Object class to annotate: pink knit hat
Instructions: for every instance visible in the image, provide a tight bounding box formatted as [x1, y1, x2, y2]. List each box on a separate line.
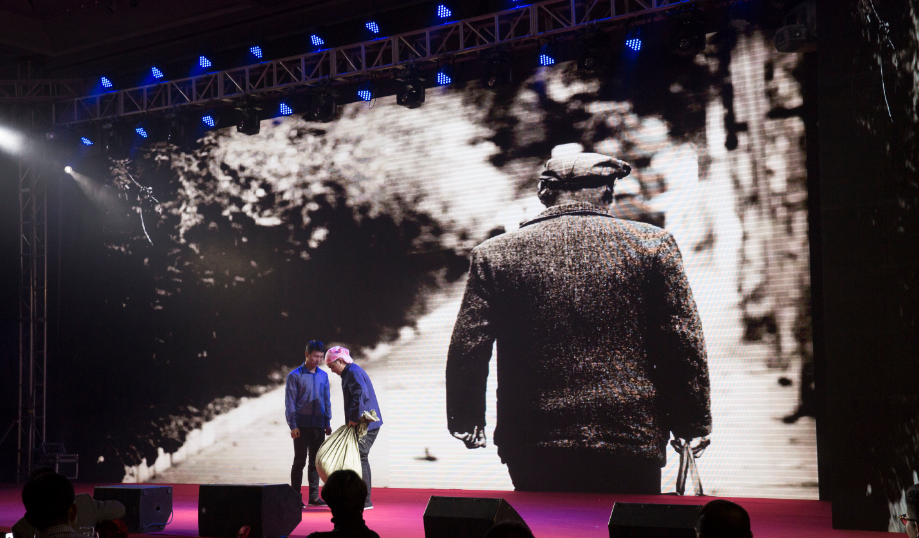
[325, 346, 353, 364]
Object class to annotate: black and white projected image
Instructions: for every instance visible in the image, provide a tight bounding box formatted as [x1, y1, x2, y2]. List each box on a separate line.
[60, 25, 816, 499]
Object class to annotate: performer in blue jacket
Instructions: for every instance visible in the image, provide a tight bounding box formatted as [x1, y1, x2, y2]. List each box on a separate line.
[326, 346, 383, 510]
[286, 340, 333, 507]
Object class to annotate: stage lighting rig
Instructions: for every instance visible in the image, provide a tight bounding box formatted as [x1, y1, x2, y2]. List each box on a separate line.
[577, 28, 611, 74]
[669, 10, 706, 57]
[396, 67, 425, 108]
[235, 100, 262, 135]
[305, 87, 338, 122]
[481, 48, 512, 92]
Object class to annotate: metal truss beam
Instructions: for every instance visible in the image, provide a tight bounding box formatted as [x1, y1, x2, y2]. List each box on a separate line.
[17, 132, 49, 482]
[46, 0, 694, 126]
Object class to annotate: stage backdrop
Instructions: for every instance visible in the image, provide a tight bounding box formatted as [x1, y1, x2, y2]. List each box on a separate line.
[43, 19, 816, 499]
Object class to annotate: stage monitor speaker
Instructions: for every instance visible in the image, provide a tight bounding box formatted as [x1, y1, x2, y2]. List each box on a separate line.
[608, 502, 702, 538]
[423, 496, 530, 538]
[93, 485, 173, 534]
[198, 484, 302, 538]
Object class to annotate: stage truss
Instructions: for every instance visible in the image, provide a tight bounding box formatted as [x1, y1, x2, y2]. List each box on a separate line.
[48, 0, 707, 126]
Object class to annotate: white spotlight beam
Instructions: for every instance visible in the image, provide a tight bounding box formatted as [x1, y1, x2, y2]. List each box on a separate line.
[46, 0, 719, 126]
[0, 125, 24, 153]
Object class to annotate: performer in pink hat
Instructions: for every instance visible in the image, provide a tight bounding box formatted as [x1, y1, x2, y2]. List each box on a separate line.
[325, 346, 382, 510]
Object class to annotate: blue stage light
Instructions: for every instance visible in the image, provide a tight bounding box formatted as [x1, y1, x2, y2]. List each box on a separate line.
[436, 65, 453, 86]
[81, 137, 93, 146]
[151, 67, 164, 79]
[250, 46, 263, 59]
[280, 103, 293, 116]
[202, 115, 215, 128]
[366, 21, 379, 34]
[101, 76, 113, 88]
[538, 43, 557, 66]
[437, 4, 452, 18]
[625, 28, 643, 53]
[311, 34, 325, 47]
[357, 81, 375, 102]
[136, 127, 148, 138]
[199, 56, 212, 68]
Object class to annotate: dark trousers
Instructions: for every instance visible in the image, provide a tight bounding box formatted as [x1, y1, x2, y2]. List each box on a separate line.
[291, 426, 325, 500]
[358, 427, 380, 504]
[500, 446, 662, 494]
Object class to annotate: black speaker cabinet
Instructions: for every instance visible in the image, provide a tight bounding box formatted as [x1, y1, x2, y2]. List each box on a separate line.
[198, 484, 302, 538]
[423, 496, 530, 538]
[608, 502, 702, 538]
[93, 485, 173, 534]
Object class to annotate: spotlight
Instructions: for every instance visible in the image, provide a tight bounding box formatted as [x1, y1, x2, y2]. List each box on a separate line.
[202, 115, 216, 128]
[578, 29, 611, 74]
[357, 81, 375, 102]
[437, 4, 452, 18]
[151, 67, 164, 79]
[250, 46, 263, 59]
[396, 69, 425, 108]
[236, 103, 261, 135]
[482, 49, 512, 92]
[135, 126, 149, 138]
[99, 121, 130, 157]
[305, 89, 338, 122]
[670, 12, 706, 57]
[311, 34, 325, 47]
[0, 126, 23, 153]
[64, 166, 73, 174]
[199, 56, 212, 68]
[165, 113, 189, 146]
[538, 43, 557, 66]
[436, 64, 453, 86]
[625, 27, 643, 52]
[101, 76, 113, 88]
[81, 136, 94, 146]
[366, 21, 380, 34]
[280, 103, 293, 116]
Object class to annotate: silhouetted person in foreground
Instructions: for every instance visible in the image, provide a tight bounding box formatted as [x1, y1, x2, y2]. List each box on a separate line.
[307, 470, 379, 538]
[484, 522, 534, 538]
[900, 484, 919, 538]
[697, 500, 753, 538]
[19, 472, 82, 538]
[14, 467, 125, 538]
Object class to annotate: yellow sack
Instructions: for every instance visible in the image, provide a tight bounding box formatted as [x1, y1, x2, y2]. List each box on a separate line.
[316, 410, 379, 482]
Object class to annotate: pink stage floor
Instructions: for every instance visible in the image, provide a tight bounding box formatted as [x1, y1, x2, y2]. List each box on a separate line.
[0, 484, 891, 538]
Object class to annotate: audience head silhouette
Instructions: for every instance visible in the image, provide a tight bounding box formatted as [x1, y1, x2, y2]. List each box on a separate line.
[904, 484, 919, 538]
[321, 469, 368, 517]
[697, 500, 753, 538]
[21, 472, 76, 531]
[484, 522, 535, 538]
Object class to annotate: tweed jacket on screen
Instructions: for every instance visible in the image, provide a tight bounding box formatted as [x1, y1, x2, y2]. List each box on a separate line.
[446, 202, 712, 463]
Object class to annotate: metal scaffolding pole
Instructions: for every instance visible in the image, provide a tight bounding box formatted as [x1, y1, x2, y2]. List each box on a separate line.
[17, 120, 48, 482]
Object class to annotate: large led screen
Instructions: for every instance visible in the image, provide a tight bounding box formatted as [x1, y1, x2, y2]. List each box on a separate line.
[55, 26, 816, 499]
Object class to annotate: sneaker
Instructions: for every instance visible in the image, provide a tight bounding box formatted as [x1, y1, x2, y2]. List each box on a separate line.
[363, 502, 374, 510]
[308, 498, 328, 507]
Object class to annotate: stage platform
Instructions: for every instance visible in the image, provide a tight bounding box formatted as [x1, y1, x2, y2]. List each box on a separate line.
[0, 484, 890, 538]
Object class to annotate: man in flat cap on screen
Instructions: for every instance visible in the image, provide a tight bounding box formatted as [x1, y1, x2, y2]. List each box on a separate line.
[446, 149, 712, 494]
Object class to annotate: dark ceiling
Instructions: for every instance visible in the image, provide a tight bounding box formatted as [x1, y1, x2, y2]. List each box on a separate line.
[0, 0, 447, 78]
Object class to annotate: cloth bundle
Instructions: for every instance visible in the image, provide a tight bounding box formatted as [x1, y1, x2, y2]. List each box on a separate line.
[315, 410, 379, 482]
